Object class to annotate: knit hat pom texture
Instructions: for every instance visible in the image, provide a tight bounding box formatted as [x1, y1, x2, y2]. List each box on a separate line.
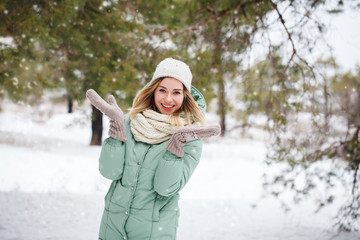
[151, 58, 192, 90]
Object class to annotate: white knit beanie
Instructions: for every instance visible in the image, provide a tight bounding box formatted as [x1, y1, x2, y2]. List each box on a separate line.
[150, 58, 192, 91]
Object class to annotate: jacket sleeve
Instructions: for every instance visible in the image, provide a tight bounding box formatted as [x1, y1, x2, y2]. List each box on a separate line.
[153, 139, 202, 197]
[98, 137, 126, 180]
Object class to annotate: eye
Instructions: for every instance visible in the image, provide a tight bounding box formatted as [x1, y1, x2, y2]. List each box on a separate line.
[174, 91, 181, 95]
[159, 88, 166, 93]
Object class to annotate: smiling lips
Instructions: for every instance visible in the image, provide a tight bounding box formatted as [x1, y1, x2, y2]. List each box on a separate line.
[161, 104, 175, 111]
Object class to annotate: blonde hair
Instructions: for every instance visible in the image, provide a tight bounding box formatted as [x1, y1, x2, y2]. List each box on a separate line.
[128, 78, 205, 126]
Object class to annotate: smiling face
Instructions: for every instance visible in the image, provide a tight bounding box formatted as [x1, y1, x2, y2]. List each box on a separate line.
[154, 77, 184, 115]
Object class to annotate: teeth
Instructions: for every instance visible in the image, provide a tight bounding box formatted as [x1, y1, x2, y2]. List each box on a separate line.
[163, 104, 173, 108]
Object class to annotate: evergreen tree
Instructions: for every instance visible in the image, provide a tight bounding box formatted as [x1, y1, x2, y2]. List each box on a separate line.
[0, 0, 146, 144]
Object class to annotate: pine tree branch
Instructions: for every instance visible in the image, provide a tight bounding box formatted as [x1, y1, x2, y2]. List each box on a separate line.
[268, 0, 296, 71]
[151, 0, 266, 37]
[266, 0, 319, 82]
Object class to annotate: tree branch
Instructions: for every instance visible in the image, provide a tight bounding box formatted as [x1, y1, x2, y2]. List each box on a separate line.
[151, 0, 265, 37]
[268, 0, 296, 71]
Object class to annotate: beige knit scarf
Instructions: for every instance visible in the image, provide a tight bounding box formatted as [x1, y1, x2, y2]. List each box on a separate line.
[130, 109, 187, 144]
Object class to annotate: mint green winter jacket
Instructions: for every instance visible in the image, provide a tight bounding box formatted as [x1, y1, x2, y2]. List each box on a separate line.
[98, 86, 206, 240]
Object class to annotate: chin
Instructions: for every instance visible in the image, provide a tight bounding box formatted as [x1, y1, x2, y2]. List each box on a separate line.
[161, 111, 174, 115]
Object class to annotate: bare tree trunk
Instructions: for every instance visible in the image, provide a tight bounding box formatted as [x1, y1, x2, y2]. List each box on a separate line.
[90, 106, 103, 145]
[67, 95, 73, 113]
[213, 25, 226, 136]
[356, 90, 360, 126]
[218, 79, 226, 136]
[323, 79, 329, 132]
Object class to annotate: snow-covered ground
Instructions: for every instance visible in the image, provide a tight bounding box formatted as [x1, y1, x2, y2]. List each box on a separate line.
[0, 100, 359, 240]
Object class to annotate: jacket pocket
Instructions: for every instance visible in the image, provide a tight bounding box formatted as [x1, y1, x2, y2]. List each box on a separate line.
[152, 196, 169, 222]
[152, 194, 180, 222]
[150, 196, 179, 239]
[109, 181, 132, 212]
[152, 198, 161, 222]
[104, 180, 118, 209]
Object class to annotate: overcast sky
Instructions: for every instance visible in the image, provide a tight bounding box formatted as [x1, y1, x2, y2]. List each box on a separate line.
[326, 8, 360, 71]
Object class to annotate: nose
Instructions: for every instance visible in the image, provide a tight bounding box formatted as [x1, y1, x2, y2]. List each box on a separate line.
[165, 93, 172, 102]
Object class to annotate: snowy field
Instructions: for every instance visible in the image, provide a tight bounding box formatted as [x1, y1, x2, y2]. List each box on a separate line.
[0, 100, 359, 240]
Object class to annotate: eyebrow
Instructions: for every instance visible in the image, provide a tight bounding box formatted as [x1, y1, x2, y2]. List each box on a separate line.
[158, 85, 183, 91]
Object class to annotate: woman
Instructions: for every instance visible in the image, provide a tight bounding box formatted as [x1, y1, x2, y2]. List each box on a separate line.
[86, 58, 220, 240]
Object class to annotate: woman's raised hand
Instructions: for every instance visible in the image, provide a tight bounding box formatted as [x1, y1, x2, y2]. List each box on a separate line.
[86, 89, 127, 141]
[165, 125, 221, 157]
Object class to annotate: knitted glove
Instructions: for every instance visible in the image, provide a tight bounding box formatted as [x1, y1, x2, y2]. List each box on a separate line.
[86, 89, 127, 141]
[165, 125, 221, 157]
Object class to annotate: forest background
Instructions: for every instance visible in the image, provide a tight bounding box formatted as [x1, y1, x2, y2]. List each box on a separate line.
[1, 0, 360, 233]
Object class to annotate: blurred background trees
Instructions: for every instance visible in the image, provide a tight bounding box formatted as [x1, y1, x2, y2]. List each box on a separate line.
[1, 0, 359, 231]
